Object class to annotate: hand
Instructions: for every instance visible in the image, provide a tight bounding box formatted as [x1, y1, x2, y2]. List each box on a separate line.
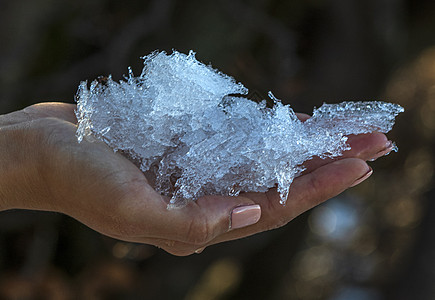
[0, 103, 392, 256]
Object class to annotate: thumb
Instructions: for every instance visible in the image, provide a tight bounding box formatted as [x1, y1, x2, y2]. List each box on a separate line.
[162, 194, 261, 246]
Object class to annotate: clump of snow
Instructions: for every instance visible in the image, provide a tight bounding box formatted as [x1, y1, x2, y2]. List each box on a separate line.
[75, 50, 403, 206]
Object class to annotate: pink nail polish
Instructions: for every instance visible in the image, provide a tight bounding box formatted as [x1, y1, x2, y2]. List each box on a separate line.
[384, 140, 393, 149]
[350, 167, 373, 187]
[230, 205, 261, 229]
[369, 141, 394, 161]
[194, 247, 205, 254]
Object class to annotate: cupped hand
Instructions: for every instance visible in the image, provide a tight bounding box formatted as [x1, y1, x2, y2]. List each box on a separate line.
[0, 103, 392, 255]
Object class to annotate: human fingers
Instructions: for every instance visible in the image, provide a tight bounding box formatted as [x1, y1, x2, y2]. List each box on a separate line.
[302, 132, 392, 174]
[127, 158, 371, 254]
[207, 158, 371, 245]
[285, 112, 392, 172]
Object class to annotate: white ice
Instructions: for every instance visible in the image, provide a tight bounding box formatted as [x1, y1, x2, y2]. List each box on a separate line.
[75, 50, 404, 206]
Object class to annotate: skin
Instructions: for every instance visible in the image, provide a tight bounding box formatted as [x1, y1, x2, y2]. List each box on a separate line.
[0, 103, 391, 256]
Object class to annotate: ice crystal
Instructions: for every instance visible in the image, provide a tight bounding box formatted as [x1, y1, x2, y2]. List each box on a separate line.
[75, 50, 404, 206]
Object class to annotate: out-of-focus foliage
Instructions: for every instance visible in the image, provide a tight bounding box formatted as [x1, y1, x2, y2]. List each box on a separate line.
[0, 0, 434, 299]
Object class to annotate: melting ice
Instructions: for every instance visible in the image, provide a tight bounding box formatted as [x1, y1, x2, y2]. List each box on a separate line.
[75, 50, 404, 206]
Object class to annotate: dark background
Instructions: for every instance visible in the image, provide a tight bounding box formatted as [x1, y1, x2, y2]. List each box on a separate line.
[0, 0, 434, 299]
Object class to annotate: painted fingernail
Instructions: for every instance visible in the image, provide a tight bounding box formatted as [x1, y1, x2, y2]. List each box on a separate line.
[350, 167, 373, 187]
[194, 247, 205, 254]
[369, 141, 394, 161]
[230, 205, 261, 230]
[384, 140, 393, 150]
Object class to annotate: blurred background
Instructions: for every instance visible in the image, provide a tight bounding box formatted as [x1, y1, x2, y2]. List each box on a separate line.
[0, 0, 434, 299]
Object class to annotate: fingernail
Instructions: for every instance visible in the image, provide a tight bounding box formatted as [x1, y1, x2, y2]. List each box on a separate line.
[350, 167, 373, 187]
[194, 247, 205, 254]
[369, 140, 394, 161]
[230, 205, 261, 230]
[383, 140, 394, 151]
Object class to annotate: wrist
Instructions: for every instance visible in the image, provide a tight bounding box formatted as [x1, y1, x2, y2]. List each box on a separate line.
[0, 121, 51, 211]
[0, 125, 21, 211]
